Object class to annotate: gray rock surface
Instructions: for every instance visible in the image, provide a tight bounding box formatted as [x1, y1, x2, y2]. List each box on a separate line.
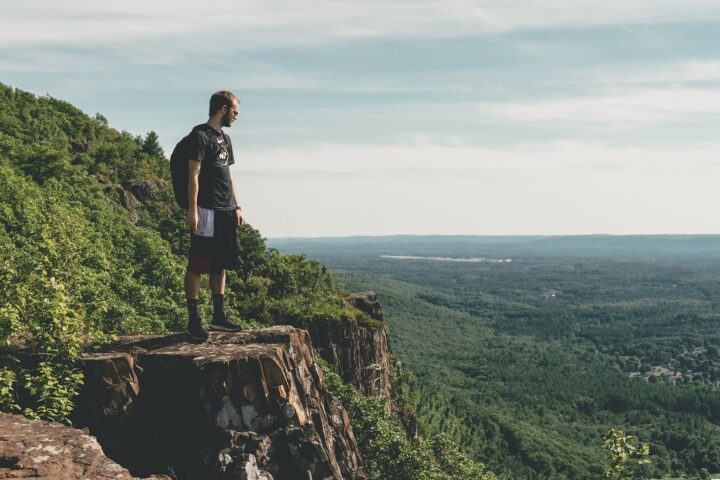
[0, 412, 133, 479]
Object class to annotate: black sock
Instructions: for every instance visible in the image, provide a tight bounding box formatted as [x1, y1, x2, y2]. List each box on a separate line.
[212, 294, 225, 321]
[187, 298, 200, 320]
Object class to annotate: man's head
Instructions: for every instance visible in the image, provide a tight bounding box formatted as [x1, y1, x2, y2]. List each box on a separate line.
[209, 91, 239, 128]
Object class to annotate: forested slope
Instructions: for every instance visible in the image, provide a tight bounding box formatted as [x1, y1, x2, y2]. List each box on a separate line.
[272, 236, 720, 480]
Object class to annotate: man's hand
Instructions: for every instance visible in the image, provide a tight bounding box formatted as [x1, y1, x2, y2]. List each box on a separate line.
[186, 209, 199, 231]
[235, 208, 244, 227]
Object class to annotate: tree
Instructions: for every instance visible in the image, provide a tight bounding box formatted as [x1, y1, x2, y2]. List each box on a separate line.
[142, 131, 163, 157]
[603, 428, 651, 480]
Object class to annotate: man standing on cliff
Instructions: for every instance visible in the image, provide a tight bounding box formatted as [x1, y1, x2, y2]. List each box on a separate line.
[185, 91, 244, 340]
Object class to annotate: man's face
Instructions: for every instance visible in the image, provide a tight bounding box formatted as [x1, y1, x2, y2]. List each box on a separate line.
[221, 99, 240, 128]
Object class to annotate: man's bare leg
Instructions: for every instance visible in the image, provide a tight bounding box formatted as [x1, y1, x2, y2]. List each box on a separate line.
[185, 270, 201, 299]
[209, 271, 225, 295]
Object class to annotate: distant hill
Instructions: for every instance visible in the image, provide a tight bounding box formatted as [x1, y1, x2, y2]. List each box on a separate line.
[270, 234, 720, 259]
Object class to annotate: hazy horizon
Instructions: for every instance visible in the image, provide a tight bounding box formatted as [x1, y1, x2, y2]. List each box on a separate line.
[268, 233, 720, 239]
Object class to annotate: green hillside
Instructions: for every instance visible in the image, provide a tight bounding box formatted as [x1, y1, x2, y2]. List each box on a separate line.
[0, 84, 493, 480]
[0, 83, 365, 417]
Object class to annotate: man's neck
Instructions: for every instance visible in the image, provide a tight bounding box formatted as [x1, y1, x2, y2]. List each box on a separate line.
[206, 117, 223, 133]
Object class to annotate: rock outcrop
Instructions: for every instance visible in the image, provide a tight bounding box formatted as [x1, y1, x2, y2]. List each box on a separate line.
[8, 294, 414, 477]
[72, 326, 365, 480]
[70, 139, 90, 153]
[0, 412, 136, 479]
[128, 179, 165, 201]
[346, 292, 384, 323]
[280, 292, 392, 401]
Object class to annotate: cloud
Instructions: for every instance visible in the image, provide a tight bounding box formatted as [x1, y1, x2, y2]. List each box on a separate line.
[237, 139, 720, 178]
[577, 60, 720, 86]
[477, 87, 720, 127]
[3, 1, 720, 51]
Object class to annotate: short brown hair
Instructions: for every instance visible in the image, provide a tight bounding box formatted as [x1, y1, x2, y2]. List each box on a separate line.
[209, 91, 238, 116]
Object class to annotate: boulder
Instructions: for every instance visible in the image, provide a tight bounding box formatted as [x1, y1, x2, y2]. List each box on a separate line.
[0, 412, 134, 479]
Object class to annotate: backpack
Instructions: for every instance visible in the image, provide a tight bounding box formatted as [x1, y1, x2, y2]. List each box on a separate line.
[170, 124, 213, 209]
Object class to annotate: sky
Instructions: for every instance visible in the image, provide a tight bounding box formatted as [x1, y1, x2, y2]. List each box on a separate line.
[3, 1, 720, 237]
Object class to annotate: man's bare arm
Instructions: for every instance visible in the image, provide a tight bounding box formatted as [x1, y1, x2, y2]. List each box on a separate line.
[186, 159, 201, 231]
[229, 172, 244, 227]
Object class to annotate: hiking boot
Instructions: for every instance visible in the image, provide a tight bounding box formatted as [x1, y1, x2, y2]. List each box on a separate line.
[186, 317, 209, 341]
[209, 316, 242, 332]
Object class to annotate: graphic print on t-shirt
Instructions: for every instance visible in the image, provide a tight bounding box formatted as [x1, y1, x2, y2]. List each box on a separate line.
[215, 135, 229, 166]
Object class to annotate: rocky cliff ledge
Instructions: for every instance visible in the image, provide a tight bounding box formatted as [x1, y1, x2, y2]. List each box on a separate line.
[72, 326, 365, 480]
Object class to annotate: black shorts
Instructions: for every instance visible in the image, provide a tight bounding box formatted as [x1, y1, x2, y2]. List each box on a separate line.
[188, 208, 239, 274]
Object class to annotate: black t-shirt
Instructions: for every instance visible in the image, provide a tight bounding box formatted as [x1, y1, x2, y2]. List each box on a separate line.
[189, 124, 236, 210]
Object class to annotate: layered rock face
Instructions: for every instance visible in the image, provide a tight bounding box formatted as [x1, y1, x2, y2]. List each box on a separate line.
[300, 292, 392, 400]
[73, 326, 365, 480]
[0, 412, 136, 479]
[298, 292, 418, 439]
